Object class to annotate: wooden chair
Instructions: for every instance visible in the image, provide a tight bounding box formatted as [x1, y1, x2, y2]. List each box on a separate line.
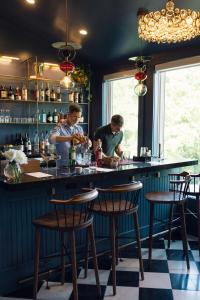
[85, 182, 144, 296]
[146, 175, 191, 270]
[32, 189, 101, 300]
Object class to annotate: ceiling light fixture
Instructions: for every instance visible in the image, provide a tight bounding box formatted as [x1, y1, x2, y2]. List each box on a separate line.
[79, 29, 88, 35]
[138, 0, 200, 43]
[26, 0, 35, 4]
[52, 0, 82, 90]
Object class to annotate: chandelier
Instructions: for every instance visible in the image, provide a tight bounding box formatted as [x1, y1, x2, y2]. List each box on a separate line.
[138, 0, 200, 43]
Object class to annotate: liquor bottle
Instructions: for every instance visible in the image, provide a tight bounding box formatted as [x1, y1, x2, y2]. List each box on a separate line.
[40, 131, 45, 153]
[22, 84, 28, 101]
[47, 111, 53, 123]
[15, 86, 21, 100]
[50, 87, 56, 102]
[40, 109, 46, 123]
[8, 86, 14, 100]
[1, 86, 7, 99]
[14, 133, 19, 148]
[39, 82, 45, 102]
[52, 108, 58, 123]
[33, 131, 39, 153]
[0, 86, 2, 99]
[45, 83, 50, 101]
[44, 131, 50, 154]
[27, 136, 32, 155]
[23, 132, 29, 153]
[19, 134, 24, 152]
[74, 91, 79, 103]
[68, 139, 76, 171]
[95, 139, 103, 167]
[68, 92, 74, 102]
[78, 89, 84, 103]
[34, 83, 39, 101]
[56, 86, 61, 102]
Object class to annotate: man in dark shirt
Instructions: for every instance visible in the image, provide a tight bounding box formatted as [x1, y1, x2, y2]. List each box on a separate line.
[94, 115, 124, 157]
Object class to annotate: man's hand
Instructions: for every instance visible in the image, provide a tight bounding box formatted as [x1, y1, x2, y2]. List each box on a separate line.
[72, 134, 87, 145]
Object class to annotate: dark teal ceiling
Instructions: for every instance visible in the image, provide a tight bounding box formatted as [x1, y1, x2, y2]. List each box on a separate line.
[0, 0, 200, 66]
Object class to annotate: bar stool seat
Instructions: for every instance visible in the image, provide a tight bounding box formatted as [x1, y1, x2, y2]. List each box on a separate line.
[33, 189, 101, 300]
[33, 210, 90, 229]
[146, 191, 183, 203]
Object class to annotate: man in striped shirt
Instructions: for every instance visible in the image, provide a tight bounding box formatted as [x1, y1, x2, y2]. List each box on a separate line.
[49, 103, 89, 167]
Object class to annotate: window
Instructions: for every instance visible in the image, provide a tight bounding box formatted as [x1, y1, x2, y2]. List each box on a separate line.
[153, 58, 200, 170]
[103, 73, 138, 156]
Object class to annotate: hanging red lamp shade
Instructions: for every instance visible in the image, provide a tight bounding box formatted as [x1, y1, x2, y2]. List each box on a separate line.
[134, 71, 147, 81]
[59, 61, 75, 73]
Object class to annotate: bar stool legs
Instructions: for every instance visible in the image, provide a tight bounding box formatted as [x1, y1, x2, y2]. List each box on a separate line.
[180, 203, 190, 269]
[110, 216, 117, 296]
[133, 211, 144, 280]
[148, 202, 154, 270]
[33, 227, 41, 300]
[88, 224, 101, 298]
[60, 231, 65, 285]
[69, 230, 78, 300]
[168, 203, 174, 249]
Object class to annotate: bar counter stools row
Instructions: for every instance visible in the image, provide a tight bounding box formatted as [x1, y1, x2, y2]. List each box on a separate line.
[32, 182, 145, 299]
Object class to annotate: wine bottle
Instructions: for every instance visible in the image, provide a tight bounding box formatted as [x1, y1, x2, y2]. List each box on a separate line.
[1, 86, 7, 99]
[39, 82, 45, 102]
[23, 133, 29, 153]
[22, 84, 28, 101]
[27, 136, 32, 155]
[44, 131, 50, 154]
[50, 86, 56, 102]
[68, 139, 76, 171]
[19, 134, 24, 152]
[15, 86, 21, 100]
[47, 111, 53, 123]
[56, 86, 61, 102]
[8, 86, 14, 100]
[34, 83, 39, 101]
[53, 108, 58, 123]
[40, 131, 45, 153]
[45, 83, 50, 101]
[33, 131, 39, 153]
[40, 109, 46, 123]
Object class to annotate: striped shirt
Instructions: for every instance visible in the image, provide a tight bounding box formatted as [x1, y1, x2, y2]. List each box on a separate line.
[49, 122, 85, 167]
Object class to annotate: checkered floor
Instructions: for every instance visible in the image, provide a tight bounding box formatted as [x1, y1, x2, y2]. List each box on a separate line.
[1, 237, 200, 300]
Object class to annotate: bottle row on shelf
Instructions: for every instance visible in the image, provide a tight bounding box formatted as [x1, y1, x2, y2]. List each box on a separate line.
[14, 131, 50, 155]
[0, 83, 86, 103]
[0, 108, 85, 124]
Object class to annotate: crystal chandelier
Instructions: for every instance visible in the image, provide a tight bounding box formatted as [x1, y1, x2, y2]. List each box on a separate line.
[138, 0, 200, 43]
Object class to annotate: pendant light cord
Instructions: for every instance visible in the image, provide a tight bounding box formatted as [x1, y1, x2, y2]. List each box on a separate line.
[65, 0, 69, 45]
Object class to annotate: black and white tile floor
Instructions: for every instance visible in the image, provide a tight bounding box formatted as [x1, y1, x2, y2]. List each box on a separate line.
[1, 237, 200, 300]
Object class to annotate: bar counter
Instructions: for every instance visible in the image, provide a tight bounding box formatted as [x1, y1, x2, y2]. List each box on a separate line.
[0, 158, 198, 295]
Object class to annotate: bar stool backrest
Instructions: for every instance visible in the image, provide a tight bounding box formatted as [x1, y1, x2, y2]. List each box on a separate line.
[49, 189, 98, 230]
[96, 182, 143, 214]
[189, 174, 200, 195]
[168, 174, 191, 201]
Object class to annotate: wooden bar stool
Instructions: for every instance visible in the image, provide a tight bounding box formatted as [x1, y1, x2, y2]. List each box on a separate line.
[146, 175, 191, 270]
[32, 189, 101, 300]
[168, 172, 200, 255]
[86, 182, 144, 296]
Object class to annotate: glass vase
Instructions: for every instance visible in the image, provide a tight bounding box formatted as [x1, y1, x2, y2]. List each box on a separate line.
[4, 162, 22, 183]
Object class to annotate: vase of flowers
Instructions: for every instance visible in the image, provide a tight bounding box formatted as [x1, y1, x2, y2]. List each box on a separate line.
[3, 149, 28, 183]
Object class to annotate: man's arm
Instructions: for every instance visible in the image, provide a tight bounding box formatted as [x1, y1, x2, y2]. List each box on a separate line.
[115, 144, 123, 157]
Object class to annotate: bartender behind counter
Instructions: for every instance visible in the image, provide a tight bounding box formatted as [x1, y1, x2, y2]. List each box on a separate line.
[49, 103, 89, 166]
[94, 114, 124, 158]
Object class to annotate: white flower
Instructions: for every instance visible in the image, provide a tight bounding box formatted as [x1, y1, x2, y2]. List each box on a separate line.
[3, 149, 28, 165]
[15, 150, 28, 165]
[4, 149, 16, 162]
